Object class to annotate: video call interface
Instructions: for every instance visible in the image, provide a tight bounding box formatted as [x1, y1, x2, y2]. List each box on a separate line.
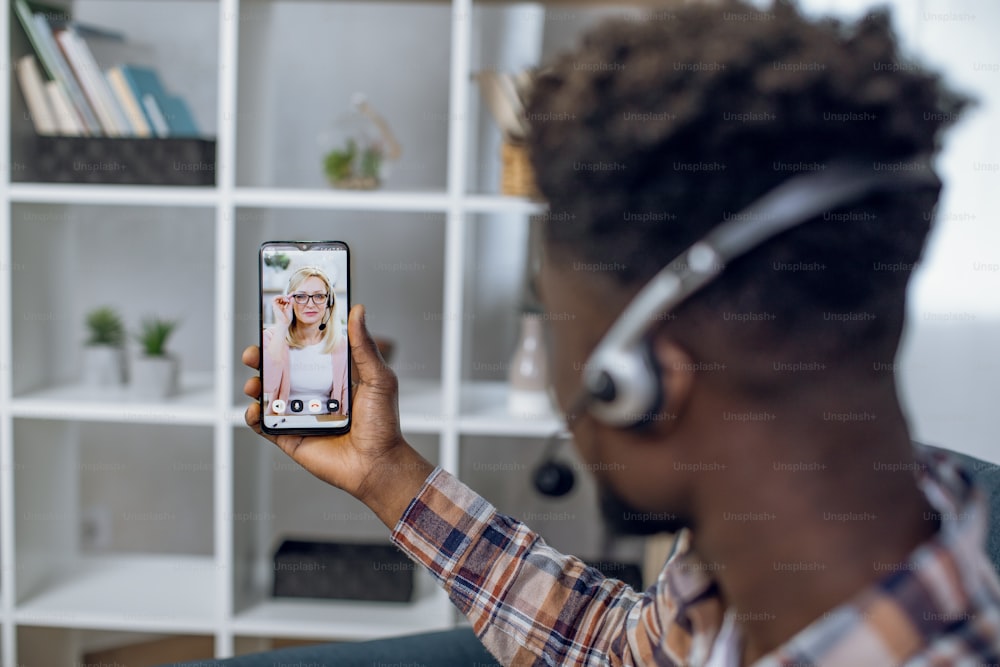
[260, 243, 350, 431]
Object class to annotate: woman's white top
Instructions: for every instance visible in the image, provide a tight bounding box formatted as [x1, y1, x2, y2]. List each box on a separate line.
[288, 342, 334, 403]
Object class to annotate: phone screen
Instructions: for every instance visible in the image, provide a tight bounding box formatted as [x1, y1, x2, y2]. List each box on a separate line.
[259, 241, 350, 435]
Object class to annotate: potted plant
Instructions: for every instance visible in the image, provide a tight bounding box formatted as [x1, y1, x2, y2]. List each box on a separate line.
[83, 307, 126, 386]
[320, 94, 400, 190]
[131, 317, 180, 399]
[323, 139, 384, 190]
[262, 251, 291, 290]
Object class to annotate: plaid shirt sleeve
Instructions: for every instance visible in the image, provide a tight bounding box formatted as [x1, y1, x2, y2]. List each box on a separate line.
[390, 467, 687, 667]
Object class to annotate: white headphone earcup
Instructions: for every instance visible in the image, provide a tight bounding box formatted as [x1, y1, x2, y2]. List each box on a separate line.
[583, 343, 662, 428]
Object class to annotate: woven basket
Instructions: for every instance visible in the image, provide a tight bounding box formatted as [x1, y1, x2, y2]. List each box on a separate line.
[500, 140, 541, 198]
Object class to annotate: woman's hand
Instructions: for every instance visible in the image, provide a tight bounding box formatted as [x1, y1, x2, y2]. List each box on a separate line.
[243, 304, 435, 528]
[272, 295, 293, 329]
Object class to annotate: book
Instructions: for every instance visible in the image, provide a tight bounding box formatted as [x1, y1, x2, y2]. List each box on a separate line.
[121, 67, 201, 137]
[15, 55, 57, 134]
[120, 65, 172, 135]
[158, 95, 200, 137]
[45, 80, 83, 135]
[142, 93, 170, 138]
[106, 66, 151, 137]
[14, 0, 101, 135]
[55, 27, 133, 136]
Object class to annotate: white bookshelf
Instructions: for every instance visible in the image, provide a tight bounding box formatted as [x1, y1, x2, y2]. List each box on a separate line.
[0, 0, 593, 662]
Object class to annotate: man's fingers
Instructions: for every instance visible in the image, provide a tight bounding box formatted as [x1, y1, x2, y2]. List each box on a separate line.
[244, 401, 264, 435]
[244, 375, 261, 400]
[242, 345, 260, 370]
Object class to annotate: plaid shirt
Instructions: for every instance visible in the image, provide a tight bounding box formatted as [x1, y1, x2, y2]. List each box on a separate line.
[391, 447, 1000, 666]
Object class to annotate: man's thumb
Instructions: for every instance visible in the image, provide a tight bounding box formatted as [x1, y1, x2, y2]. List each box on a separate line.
[348, 304, 394, 388]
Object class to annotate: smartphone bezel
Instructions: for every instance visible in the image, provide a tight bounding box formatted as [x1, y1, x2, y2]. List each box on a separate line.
[259, 240, 351, 436]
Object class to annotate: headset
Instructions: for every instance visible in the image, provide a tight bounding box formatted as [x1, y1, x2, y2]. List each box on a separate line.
[568, 159, 941, 429]
[533, 159, 939, 497]
[286, 266, 335, 331]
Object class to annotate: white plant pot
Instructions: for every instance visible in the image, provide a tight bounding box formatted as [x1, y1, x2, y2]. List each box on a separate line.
[82, 345, 126, 387]
[131, 355, 180, 400]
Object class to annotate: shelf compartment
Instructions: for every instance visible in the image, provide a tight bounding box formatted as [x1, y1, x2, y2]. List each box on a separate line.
[9, 203, 217, 399]
[231, 428, 446, 640]
[235, 2, 451, 191]
[14, 419, 214, 591]
[15, 554, 218, 633]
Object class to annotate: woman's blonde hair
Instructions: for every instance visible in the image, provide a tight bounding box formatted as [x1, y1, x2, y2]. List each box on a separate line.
[285, 267, 341, 354]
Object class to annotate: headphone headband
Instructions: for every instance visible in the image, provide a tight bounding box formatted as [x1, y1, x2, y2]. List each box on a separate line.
[577, 158, 940, 427]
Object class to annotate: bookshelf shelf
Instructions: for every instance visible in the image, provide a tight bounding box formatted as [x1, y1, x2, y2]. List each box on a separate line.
[231, 591, 452, 642]
[14, 555, 217, 633]
[231, 187, 452, 213]
[10, 371, 217, 425]
[457, 380, 561, 436]
[7, 183, 219, 207]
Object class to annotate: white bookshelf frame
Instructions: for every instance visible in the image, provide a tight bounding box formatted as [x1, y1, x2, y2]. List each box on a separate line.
[0, 0, 558, 662]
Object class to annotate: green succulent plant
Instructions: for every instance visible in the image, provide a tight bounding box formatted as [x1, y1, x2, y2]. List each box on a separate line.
[324, 139, 358, 183]
[135, 317, 180, 357]
[324, 139, 383, 187]
[264, 252, 291, 270]
[85, 307, 125, 347]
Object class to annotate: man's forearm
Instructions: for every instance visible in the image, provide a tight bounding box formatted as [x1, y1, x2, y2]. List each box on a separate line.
[390, 468, 650, 666]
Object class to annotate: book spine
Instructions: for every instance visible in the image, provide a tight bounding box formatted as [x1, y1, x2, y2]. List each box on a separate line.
[106, 67, 151, 137]
[55, 28, 124, 136]
[159, 95, 200, 137]
[120, 65, 166, 130]
[15, 55, 58, 134]
[28, 10, 102, 135]
[142, 93, 171, 138]
[45, 80, 83, 135]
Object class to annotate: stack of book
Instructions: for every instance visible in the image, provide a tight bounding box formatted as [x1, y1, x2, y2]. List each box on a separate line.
[13, 0, 201, 138]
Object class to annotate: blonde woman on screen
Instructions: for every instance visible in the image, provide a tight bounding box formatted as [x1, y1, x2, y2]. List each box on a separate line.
[263, 267, 348, 416]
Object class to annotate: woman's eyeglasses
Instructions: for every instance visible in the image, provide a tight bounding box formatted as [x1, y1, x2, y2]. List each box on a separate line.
[290, 293, 329, 305]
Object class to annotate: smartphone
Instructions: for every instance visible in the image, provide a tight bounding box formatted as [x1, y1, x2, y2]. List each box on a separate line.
[259, 241, 351, 435]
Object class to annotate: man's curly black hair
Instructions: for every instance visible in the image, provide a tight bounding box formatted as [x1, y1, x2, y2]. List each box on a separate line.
[526, 0, 971, 392]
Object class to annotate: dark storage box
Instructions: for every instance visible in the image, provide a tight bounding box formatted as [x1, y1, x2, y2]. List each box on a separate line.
[272, 539, 415, 603]
[22, 135, 216, 186]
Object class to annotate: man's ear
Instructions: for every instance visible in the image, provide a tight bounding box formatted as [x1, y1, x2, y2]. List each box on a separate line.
[649, 333, 696, 424]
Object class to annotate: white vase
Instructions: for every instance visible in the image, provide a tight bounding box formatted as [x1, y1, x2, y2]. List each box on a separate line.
[82, 345, 125, 387]
[131, 355, 180, 400]
[507, 313, 553, 417]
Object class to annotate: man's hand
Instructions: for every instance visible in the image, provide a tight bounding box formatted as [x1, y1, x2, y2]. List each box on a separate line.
[243, 304, 435, 528]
